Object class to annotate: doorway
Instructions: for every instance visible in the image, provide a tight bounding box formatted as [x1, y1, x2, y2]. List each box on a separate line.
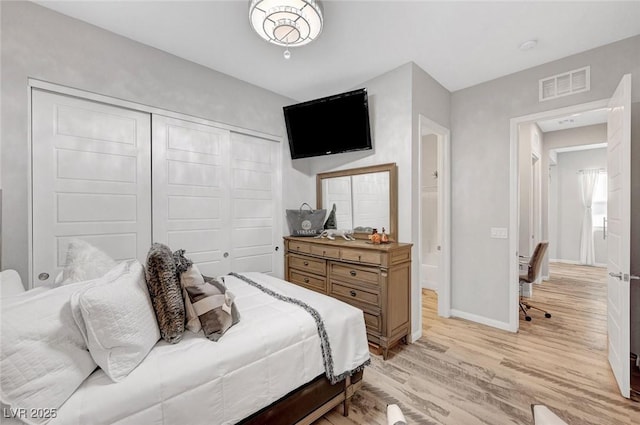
[509, 74, 634, 400]
[417, 115, 451, 318]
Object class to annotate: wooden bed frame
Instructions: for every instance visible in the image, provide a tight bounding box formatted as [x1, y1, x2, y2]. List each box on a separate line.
[239, 370, 364, 425]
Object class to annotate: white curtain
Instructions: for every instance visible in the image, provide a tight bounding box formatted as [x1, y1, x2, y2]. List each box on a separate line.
[579, 170, 599, 265]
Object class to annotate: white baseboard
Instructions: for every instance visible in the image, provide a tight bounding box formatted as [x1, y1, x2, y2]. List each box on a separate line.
[550, 259, 606, 268]
[541, 275, 549, 281]
[450, 309, 514, 332]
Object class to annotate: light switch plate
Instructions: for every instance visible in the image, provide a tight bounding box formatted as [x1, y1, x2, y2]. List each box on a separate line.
[490, 227, 508, 239]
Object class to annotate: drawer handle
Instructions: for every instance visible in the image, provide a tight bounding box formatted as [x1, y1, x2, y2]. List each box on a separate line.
[350, 290, 357, 297]
[304, 261, 309, 266]
[350, 270, 357, 276]
[304, 278, 310, 283]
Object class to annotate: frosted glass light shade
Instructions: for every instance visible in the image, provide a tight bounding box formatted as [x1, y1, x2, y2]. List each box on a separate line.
[249, 0, 323, 47]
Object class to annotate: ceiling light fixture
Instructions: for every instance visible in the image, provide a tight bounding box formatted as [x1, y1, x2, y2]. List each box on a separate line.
[249, 0, 323, 59]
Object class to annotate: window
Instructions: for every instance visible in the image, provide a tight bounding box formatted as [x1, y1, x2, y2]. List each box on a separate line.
[592, 172, 607, 229]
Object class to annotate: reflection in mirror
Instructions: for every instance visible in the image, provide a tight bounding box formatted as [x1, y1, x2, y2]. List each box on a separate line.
[317, 163, 397, 240]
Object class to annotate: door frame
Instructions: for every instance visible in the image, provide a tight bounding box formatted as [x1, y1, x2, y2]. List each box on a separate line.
[417, 114, 451, 318]
[27, 79, 283, 286]
[508, 98, 609, 331]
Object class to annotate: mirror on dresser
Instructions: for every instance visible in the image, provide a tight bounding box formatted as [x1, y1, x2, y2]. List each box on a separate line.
[316, 163, 398, 241]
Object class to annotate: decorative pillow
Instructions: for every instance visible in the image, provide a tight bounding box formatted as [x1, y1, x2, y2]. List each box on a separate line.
[78, 260, 160, 382]
[186, 276, 240, 341]
[180, 264, 204, 333]
[0, 281, 98, 425]
[145, 243, 185, 343]
[60, 239, 117, 285]
[69, 261, 132, 346]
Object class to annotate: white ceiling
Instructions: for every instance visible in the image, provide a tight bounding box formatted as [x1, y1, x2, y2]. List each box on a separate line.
[536, 107, 609, 133]
[35, 0, 640, 101]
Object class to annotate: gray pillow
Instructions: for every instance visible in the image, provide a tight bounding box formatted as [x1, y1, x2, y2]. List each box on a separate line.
[145, 243, 185, 343]
[186, 276, 240, 341]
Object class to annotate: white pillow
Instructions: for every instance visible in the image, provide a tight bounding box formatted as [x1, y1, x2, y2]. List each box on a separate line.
[78, 260, 160, 382]
[0, 281, 98, 425]
[69, 261, 132, 346]
[60, 239, 116, 285]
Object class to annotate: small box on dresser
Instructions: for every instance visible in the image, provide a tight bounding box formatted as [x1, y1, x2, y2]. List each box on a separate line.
[284, 236, 412, 359]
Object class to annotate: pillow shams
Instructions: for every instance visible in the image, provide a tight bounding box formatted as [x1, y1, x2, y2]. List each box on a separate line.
[78, 260, 160, 382]
[0, 282, 98, 425]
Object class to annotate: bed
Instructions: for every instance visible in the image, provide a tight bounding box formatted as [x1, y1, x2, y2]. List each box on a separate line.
[1, 270, 370, 425]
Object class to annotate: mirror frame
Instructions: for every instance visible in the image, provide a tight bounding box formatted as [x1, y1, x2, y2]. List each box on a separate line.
[316, 163, 398, 241]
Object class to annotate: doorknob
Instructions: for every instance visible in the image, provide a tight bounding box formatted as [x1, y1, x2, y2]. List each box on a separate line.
[38, 272, 49, 281]
[609, 272, 622, 280]
[223, 252, 229, 258]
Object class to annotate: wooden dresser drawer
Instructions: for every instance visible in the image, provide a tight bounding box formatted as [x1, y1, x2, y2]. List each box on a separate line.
[363, 311, 382, 334]
[310, 245, 341, 259]
[341, 248, 381, 265]
[289, 254, 326, 276]
[330, 282, 379, 308]
[287, 240, 311, 254]
[289, 270, 326, 293]
[330, 263, 380, 286]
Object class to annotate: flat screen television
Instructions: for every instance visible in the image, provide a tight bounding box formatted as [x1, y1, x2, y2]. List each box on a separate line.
[283, 88, 372, 159]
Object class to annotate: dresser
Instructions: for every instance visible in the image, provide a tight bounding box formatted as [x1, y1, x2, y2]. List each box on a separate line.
[284, 236, 412, 359]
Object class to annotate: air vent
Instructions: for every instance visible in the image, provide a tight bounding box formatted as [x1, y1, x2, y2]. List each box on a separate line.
[539, 66, 590, 102]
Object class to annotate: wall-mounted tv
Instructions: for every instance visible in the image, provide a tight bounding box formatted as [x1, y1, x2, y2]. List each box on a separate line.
[283, 88, 372, 159]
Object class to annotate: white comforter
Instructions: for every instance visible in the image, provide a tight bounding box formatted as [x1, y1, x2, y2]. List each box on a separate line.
[52, 272, 370, 425]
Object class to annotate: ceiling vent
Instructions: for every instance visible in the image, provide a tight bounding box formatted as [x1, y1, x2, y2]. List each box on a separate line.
[539, 66, 590, 102]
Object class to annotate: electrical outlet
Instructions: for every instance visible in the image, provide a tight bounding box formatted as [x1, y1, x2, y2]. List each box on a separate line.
[490, 227, 508, 239]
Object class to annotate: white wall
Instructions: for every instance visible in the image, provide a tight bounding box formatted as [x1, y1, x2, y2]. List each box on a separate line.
[550, 148, 607, 264]
[450, 35, 640, 327]
[1, 2, 294, 280]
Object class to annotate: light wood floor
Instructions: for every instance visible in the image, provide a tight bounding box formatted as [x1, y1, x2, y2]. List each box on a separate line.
[316, 262, 640, 424]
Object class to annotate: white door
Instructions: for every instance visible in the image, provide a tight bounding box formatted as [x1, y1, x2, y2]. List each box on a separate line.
[228, 132, 281, 276]
[153, 116, 282, 277]
[606, 74, 631, 398]
[152, 115, 232, 277]
[32, 89, 151, 287]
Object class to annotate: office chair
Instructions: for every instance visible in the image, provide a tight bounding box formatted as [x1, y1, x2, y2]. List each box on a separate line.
[519, 241, 551, 322]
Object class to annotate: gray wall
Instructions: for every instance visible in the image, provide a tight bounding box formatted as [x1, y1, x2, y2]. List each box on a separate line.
[541, 123, 608, 275]
[550, 148, 607, 264]
[1, 2, 294, 281]
[450, 35, 640, 326]
[285, 62, 451, 340]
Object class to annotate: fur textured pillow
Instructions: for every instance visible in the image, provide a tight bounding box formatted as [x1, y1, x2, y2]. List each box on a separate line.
[145, 243, 185, 344]
[60, 239, 116, 285]
[186, 276, 240, 341]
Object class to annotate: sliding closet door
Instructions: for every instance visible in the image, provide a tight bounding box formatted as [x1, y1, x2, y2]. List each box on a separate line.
[153, 115, 282, 277]
[152, 115, 232, 276]
[229, 132, 281, 275]
[31, 89, 151, 287]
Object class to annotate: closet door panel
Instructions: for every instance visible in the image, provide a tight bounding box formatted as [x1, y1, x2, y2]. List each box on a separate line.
[152, 115, 231, 276]
[229, 132, 281, 276]
[31, 90, 151, 287]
